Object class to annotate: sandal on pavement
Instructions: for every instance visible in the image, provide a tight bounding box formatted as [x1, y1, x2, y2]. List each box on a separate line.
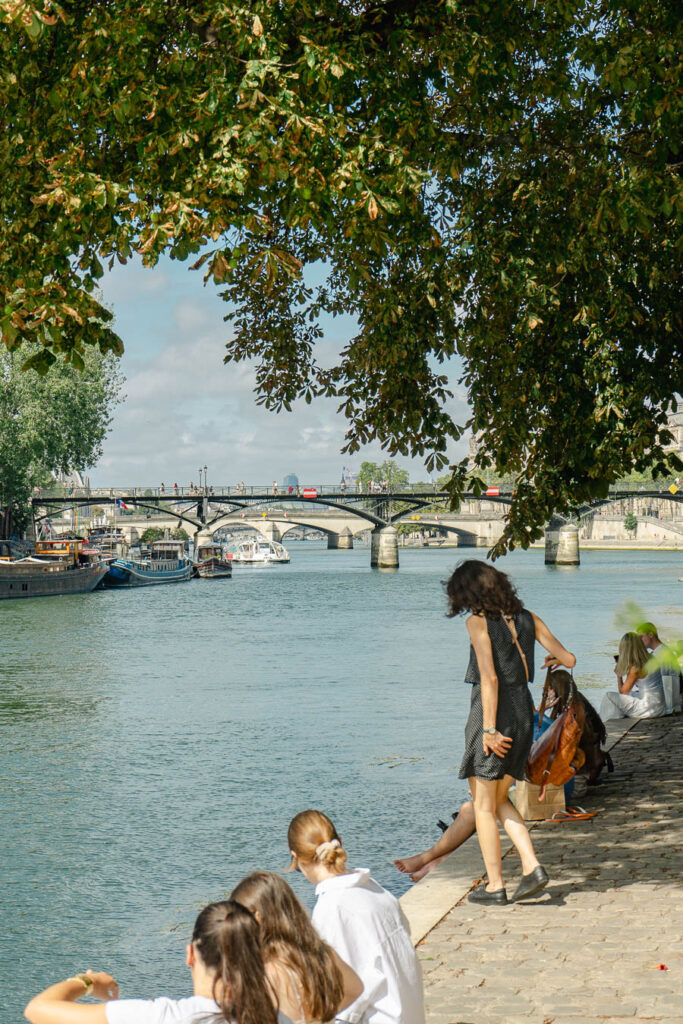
[546, 808, 598, 822]
[513, 865, 549, 901]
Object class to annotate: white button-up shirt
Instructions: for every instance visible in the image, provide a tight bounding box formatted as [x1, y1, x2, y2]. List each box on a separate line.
[312, 869, 425, 1024]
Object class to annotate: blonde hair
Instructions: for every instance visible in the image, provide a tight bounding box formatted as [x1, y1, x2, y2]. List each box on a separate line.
[287, 809, 348, 875]
[616, 632, 649, 676]
[230, 872, 343, 1023]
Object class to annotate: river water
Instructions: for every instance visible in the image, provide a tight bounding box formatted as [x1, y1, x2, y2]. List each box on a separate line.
[1, 544, 680, 1018]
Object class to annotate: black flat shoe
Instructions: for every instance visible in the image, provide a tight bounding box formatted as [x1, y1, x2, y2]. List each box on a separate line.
[513, 865, 549, 901]
[467, 884, 508, 905]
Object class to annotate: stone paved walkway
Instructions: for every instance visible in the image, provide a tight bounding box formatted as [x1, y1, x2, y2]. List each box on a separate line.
[417, 715, 683, 1024]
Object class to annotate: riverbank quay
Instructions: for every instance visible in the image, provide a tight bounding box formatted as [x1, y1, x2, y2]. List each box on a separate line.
[400, 715, 683, 1023]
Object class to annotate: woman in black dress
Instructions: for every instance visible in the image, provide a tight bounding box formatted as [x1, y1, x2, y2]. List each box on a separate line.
[449, 560, 576, 905]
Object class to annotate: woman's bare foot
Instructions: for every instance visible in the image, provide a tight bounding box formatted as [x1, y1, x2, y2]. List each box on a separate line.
[410, 855, 446, 882]
[394, 851, 433, 874]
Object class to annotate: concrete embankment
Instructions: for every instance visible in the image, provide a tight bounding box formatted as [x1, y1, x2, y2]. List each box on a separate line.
[400, 715, 683, 1023]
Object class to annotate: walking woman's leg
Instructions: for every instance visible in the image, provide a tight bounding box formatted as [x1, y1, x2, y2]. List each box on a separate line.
[495, 776, 540, 876]
[470, 778, 504, 890]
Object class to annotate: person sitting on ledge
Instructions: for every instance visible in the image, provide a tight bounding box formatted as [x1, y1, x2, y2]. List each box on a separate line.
[394, 800, 476, 882]
[230, 870, 363, 1024]
[600, 632, 666, 721]
[24, 900, 286, 1024]
[547, 669, 611, 786]
[287, 808, 425, 1024]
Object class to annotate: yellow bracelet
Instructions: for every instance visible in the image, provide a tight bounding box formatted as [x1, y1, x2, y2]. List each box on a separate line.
[74, 974, 94, 993]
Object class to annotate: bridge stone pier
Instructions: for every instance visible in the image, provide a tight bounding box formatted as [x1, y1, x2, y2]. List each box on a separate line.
[260, 520, 282, 543]
[545, 521, 580, 565]
[327, 527, 354, 549]
[371, 525, 399, 568]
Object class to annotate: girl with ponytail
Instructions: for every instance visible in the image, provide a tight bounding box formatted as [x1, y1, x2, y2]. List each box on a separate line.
[287, 810, 425, 1024]
[25, 900, 284, 1024]
[231, 871, 362, 1023]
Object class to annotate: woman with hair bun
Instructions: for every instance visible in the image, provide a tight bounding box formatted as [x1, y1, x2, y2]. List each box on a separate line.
[24, 900, 284, 1024]
[447, 559, 576, 905]
[231, 871, 362, 1023]
[287, 809, 425, 1024]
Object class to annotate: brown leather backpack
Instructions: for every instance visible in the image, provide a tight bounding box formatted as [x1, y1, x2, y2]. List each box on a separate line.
[526, 670, 586, 799]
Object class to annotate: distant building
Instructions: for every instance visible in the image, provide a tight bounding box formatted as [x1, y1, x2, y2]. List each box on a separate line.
[340, 465, 357, 487]
[52, 469, 89, 489]
[282, 473, 299, 489]
[664, 404, 683, 457]
[467, 431, 487, 473]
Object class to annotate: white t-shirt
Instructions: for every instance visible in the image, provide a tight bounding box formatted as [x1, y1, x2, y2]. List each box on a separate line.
[312, 869, 425, 1024]
[105, 996, 223, 1024]
[105, 995, 294, 1024]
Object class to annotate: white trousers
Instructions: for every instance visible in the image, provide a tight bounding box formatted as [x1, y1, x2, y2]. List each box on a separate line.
[599, 691, 666, 722]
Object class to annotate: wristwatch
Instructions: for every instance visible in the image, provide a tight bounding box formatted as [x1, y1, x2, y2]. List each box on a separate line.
[484, 728, 498, 734]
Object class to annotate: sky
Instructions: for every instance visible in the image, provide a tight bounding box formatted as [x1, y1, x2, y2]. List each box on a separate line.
[92, 256, 471, 489]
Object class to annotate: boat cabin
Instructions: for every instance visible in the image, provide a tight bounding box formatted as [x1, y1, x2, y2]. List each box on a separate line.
[149, 540, 187, 564]
[35, 538, 84, 563]
[35, 537, 101, 565]
[196, 543, 224, 561]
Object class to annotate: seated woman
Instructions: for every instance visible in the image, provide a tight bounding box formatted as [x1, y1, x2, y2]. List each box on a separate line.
[600, 632, 666, 721]
[231, 871, 362, 1024]
[546, 669, 611, 784]
[288, 809, 425, 1024]
[24, 900, 284, 1024]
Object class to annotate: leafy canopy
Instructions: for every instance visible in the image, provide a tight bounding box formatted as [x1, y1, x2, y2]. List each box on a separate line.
[1, 0, 681, 553]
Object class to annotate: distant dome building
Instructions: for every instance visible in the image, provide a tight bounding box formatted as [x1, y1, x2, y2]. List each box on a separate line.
[282, 473, 299, 489]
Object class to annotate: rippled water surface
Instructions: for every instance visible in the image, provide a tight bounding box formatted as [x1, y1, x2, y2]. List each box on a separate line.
[1, 544, 680, 1018]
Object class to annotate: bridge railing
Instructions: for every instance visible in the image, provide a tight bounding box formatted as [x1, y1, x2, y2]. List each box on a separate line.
[32, 480, 679, 503]
[32, 483, 455, 501]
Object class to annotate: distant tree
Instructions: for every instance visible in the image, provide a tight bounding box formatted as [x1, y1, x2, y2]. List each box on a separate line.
[172, 527, 190, 544]
[140, 527, 164, 545]
[0, 344, 123, 534]
[357, 460, 409, 491]
[624, 512, 638, 533]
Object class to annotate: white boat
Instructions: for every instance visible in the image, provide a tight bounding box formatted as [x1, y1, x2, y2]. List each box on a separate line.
[227, 538, 290, 565]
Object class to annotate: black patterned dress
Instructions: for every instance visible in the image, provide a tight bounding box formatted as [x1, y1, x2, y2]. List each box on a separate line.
[458, 610, 536, 781]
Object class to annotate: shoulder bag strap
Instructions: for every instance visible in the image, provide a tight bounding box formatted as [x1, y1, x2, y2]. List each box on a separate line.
[503, 614, 530, 685]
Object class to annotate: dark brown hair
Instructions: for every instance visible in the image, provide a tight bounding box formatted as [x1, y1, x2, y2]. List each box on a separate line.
[547, 669, 607, 745]
[445, 559, 523, 619]
[231, 871, 344, 1023]
[191, 900, 277, 1024]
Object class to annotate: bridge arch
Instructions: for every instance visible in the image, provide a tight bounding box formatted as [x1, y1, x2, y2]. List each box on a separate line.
[33, 498, 204, 534]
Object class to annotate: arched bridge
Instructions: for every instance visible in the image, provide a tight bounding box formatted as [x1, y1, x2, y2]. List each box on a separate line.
[32, 484, 682, 568]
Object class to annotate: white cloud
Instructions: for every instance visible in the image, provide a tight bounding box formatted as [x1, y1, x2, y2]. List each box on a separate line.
[91, 258, 471, 487]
